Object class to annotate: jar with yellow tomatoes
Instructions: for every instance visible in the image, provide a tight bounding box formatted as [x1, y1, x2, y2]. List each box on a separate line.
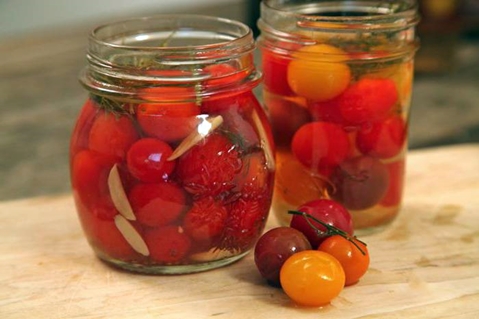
[70, 15, 275, 274]
[257, 0, 419, 232]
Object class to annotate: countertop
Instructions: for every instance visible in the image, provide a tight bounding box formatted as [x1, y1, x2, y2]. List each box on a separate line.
[1, 144, 478, 318]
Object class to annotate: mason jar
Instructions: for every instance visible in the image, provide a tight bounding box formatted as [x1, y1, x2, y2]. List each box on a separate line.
[70, 15, 275, 274]
[257, 0, 419, 232]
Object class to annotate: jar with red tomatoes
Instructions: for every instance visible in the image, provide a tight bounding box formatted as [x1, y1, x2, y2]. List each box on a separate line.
[257, 0, 419, 232]
[70, 15, 275, 274]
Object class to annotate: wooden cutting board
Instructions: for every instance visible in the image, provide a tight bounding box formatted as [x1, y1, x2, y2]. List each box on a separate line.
[1, 144, 479, 318]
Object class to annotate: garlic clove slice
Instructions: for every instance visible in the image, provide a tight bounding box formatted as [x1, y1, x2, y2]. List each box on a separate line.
[114, 215, 149, 256]
[108, 164, 136, 221]
[167, 115, 224, 161]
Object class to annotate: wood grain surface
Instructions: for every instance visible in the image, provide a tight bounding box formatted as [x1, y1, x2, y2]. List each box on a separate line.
[1, 144, 478, 318]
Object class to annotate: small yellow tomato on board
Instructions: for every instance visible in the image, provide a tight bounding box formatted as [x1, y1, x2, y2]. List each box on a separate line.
[287, 44, 351, 102]
[280, 250, 345, 307]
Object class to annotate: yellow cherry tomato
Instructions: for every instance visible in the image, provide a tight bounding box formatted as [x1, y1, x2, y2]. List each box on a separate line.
[287, 44, 351, 102]
[280, 250, 345, 307]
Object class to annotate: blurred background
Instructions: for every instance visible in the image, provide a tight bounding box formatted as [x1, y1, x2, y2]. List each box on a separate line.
[0, 0, 478, 201]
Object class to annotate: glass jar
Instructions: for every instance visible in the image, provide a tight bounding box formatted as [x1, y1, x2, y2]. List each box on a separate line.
[70, 15, 275, 274]
[257, 0, 419, 233]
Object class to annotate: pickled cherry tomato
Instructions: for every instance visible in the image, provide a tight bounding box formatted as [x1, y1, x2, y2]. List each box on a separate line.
[183, 197, 228, 241]
[89, 112, 139, 159]
[339, 78, 398, 125]
[287, 44, 351, 102]
[291, 121, 350, 171]
[126, 138, 175, 183]
[128, 182, 187, 227]
[330, 156, 390, 210]
[143, 225, 192, 263]
[177, 133, 242, 196]
[136, 87, 200, 143]
[318, 235, 370, 286]
[262, 49, 295, 96]
[356, 115, 406, 159]
[280, 250, 345, 307]
[70, 99, 98, 155]
[71, 150, 117, 215]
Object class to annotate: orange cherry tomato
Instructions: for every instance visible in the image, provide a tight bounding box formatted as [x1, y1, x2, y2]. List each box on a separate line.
[287, 44, 351, 102]
[318, 235, 370, 286]
[280, 250, 345, 307]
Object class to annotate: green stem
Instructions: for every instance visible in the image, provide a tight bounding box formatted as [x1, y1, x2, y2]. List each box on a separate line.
[288, 210, 367, 255]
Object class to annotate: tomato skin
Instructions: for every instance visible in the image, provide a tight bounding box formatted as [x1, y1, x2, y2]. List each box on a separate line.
[71, 149, 118, 218]
[126, 138, 176, 183]
[291, 121, 350, 170]
[136, 87, 201, 143]
[128, 182, 187, 228]
[88, 111, 139, 160]
[280, 250, 345, 307]
[70, 99, 98, 156]
[339, 78, 398, 125]
[262, 48, 295, 96]
[287, 44, 351, 102]
[176, 133, 242, 197]
[330, 156, 390, 210]
[183, 197, 228, 242]
[290, 199, 354, 248]
[356, 115, 406, 159]
[318, 235, 370, 286]
[143, 225, 192, 263]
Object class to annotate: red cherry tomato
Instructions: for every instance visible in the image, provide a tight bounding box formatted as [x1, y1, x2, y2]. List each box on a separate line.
[136, 87, 201, 143]
[70, 98, 98, 156]
[177, 133, 242, 196]
[339, 78, 398, 125]
[280, 250, 345, 307]
[318, 235, 370, 286]
[71, 150, 117, 218]
[266, 94, 311, 147]
[89, 111, 139, 160]
[126, 138, 176, 183]
[356, 115, 406, 159]
[222, 198, 268, 251]
[261, 48, 295, 96]
[143, 225, 192, 263]
[128, 182, 187, 228]
[290, 199, 354, 248]
[183, 197, 228, 242]
[234, 152, 271, 198]
[291, 121, 350, 171]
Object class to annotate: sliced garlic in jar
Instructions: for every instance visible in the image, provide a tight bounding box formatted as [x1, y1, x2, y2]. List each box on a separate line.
[114, 215, 149, 256]
[168, 115, 224, 161]
[251, 110, 275, 171]
[108, 164, 136, 221]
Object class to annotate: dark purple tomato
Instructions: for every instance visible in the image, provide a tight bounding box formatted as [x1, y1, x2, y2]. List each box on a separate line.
[254, 227, 311, 287]
[330, 156, 390, 210]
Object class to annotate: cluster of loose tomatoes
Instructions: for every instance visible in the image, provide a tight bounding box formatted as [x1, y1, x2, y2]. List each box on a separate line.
[254, 199, 370, 307]
[264, 43, 410, 217]
[70, 65, 275, 266]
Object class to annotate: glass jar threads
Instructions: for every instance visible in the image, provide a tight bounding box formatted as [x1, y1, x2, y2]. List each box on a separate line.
[70, 15, 275, 274]
[257, 0, 419, 232]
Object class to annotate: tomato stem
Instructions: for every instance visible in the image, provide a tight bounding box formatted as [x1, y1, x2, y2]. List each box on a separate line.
[288, 210, 367, 255]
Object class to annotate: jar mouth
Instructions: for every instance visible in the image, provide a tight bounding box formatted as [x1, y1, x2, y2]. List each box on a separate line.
[261, 0, 419, 32]
[87, 14, 255, 70]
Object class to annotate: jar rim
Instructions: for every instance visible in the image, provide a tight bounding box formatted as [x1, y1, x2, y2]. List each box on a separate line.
[261, 0, 420, 31]
[90, 14, 253, 52]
